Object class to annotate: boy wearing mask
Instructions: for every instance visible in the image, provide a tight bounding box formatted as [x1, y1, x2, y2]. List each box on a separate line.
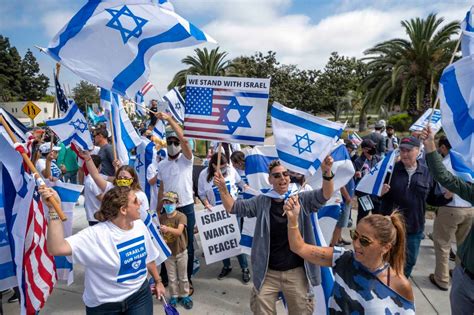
[159, 192, 193, 309]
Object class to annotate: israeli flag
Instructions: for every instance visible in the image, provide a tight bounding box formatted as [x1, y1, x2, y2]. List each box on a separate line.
[101, 89, 142, 165]
[51, 181, 83, 285]
[135, 91, 147, 117]
[44, 0, 216, 99]
[462, 6, 474, 57]
[310, 211, 336, 315]
[449, 150, 474, 183]
[307, 142, 355, 192]
[163, 87, 185, 124]
[143, 212, 171, 265]
[135, 138, 157, 206]
[152, 120, 166, 140]
[355, 149, 399, 196]
[46, 103, 94, 151]
[0, 108, 28, 143]
[271, 102, 344, 176]
[438, 55, 474, 170]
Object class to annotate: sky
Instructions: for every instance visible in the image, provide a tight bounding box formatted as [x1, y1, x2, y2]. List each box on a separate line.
[0, 0, 471, 102]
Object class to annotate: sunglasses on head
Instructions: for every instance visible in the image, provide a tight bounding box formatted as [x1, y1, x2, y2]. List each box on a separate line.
[350, 230, 373, 247]
[167, 140, 180, 146]
[271, 171, 289, 179]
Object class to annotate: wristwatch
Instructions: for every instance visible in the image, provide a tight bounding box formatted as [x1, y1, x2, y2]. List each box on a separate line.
[323, 171, 335, 181]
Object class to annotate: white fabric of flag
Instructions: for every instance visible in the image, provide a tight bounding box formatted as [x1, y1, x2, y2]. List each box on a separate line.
[461, 6, 474, 57]
[44, 0, 216, 99]
[135, 138, 157, 206]
[153, 120, 166, 139]
[271, 102, 344, 176]
[356, 149, 399, 197]
[46, 103, 94, 151]
[163, 87, 185, 124]
[307, 141, 355, 192]
[101, 89, 142, 165]
[438, 55, 474, 170]
[51, 181, 83, 285]
[0, 108, 28, 143]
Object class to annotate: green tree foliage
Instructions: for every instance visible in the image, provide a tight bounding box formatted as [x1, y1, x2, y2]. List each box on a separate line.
[0, 35, 22, 101]
[168, 47, 234, 92]
[20, 49, 49, 101]
[73, 80, 99, 111]
[362, 13, 459, 122]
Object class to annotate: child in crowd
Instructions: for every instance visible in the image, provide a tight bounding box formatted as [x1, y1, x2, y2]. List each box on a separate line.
[159, 192, 193, 309]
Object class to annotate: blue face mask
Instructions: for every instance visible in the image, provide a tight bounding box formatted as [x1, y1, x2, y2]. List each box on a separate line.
[163, 204, 176, 214]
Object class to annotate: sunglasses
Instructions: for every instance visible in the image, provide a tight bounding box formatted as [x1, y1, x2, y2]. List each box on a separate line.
[167, 140, 180, 146]
[271, 171, 290, 179]
[350, 230, 373, 247]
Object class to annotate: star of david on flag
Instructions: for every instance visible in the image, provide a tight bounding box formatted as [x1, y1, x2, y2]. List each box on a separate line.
[271, 102, 345, 175]
[46, 103, 94, 151]
[184, 75, 270, 145]
[42, 1, 216, 99]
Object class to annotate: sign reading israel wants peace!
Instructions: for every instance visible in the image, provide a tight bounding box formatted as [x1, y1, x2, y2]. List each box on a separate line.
[184, 75, 270, 145]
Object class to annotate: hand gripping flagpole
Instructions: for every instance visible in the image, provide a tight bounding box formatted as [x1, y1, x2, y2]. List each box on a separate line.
[0, 114, 67, 221]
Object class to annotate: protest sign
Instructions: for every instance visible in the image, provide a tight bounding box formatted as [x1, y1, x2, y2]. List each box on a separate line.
[184, 75, 270, 145]
[195, 206, 242, 265]
[409, 108, 442, 133]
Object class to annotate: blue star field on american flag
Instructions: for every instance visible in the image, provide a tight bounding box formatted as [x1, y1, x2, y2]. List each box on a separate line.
[55, 72, 69, 113]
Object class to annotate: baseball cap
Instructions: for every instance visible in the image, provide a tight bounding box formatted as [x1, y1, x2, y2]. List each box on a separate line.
[39, 142, 61, 154]
[162, 191, 179, 203]
[399, 136, 421, 150]
[361, 139, 376, 149]
[165, 127, 178, 140]
[374, 121, 385, 129]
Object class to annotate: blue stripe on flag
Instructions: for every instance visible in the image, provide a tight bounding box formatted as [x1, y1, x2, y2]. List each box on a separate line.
[441, 67, 474, 140]
[245, 155, 277, 175]
[189, 22, 207, 41]
[46, 105, 78, 126]
[52, 186, 81, 203]
[54, 256, 73, 269]
[112, 24, 191, 95]
[48, 0, 101, 59]
[317, 205, 341, 220]
[116, 235, 145, 249]
[0, 261, 16, 279]
[240, 234, 253, 247]
[144, 142, 154, 201]
[371, 151, 394, 195]
[331, 144, 350, 162]
[271, 106, 342, 138]
[466, 11, 474, 31]
[276, 149, 321, 171]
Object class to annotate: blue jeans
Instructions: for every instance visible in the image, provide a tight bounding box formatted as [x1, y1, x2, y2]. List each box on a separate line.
[178, 203, 195, 280]
[336, 202, 351, 228]
[85, 279, 152, 314]
[223, 216, 248, 269]
[63, 171, 78, 184]
[405, 231, 423, 277]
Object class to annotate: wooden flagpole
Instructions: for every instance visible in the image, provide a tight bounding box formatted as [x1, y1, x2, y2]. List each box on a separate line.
[0, 115, 67, 221]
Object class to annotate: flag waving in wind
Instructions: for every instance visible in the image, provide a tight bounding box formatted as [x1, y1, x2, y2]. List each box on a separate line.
[438, 55, 474, 171]
[163, 87, 185, 124]
[461, 6, 474, 57]
[271, 102, 344, 176]
[135, 81, 154, 117]
[101, 89, 142, 165]
[356, 149, 399, 196]
[43, 0, 216, 98]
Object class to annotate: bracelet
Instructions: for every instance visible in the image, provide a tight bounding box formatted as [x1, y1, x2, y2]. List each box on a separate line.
[323, 171, 335, 181]
[288, 224, 299, 230]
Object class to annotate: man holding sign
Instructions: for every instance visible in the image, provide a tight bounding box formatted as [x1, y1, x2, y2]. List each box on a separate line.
[214, 157, 334, 315]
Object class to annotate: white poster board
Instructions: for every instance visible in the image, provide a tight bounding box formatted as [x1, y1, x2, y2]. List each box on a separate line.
[195, 206, 242, 265]
[409, 108, 442, 133]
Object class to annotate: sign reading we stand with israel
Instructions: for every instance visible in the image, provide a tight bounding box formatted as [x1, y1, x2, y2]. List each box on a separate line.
[409, 108, 442, 134]
[196, 205, 242, 265]
[184, 75, 270, 145]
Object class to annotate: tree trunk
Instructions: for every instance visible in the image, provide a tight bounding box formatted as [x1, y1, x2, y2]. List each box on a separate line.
[358, 109, 367, 132]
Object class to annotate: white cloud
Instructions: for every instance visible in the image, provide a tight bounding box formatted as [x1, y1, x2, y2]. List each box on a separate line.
[41, 10, 74, 37]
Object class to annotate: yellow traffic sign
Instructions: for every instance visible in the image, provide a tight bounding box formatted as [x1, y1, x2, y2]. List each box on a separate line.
[22, 101, 41, 120]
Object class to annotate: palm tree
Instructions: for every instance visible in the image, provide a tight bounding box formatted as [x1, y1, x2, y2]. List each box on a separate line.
[168, 47, 234, 91]
[361, 13, 459, 127]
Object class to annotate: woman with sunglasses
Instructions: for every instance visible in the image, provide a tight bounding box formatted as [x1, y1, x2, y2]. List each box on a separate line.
[285, 195, 415, 314]
[198, 152, 250, 282]
[42, 185, 166, 314]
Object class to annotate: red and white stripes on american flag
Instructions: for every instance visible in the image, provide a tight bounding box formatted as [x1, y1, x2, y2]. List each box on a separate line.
[141, 81, 154, 96]
[22, 189, 56, 314]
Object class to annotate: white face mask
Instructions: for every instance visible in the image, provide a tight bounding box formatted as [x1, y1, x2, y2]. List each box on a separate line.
[167, 144, 181, 157]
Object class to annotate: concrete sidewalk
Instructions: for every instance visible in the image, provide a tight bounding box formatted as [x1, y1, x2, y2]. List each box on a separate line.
[2, 201, 452, 314]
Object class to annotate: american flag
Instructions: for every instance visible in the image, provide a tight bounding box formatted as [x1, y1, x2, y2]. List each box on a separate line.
[184, 86, 269, 145]
[54, 72, 69, 114]
[22, 186, 56, 314]
[348, 132, 362, 146]
[141, 81, 154, 96]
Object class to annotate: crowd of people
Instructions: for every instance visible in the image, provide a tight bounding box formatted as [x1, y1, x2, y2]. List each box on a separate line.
[2, 109, 472, 315]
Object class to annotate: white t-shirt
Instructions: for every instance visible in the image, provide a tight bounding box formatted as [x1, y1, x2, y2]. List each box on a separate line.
[198, 166, 241, 206]
[36, 158, 62, 179]
[84, 174, 102, 222]
[66, 220, 158, 307]
[146, 162, 160, 213]
[156, 153, 194, 206]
